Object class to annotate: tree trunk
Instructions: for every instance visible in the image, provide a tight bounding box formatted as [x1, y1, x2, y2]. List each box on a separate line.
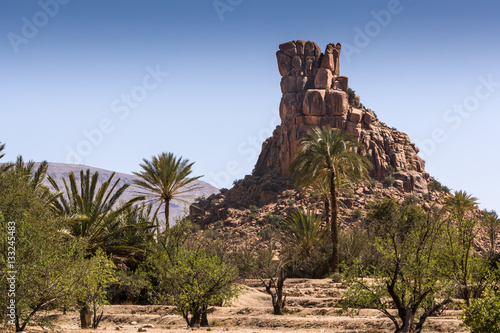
[395, 308, 415, 333]
[189, 309, 201, 327]
[329, 173, 339, 272]
[200, 306, 209, 327]
[272, 269, 286, 315]
[79, 304, 92, 329]
[164, 199, 170, 230]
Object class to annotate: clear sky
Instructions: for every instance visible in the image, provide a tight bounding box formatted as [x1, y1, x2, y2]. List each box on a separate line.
[1, 0, 499, 212]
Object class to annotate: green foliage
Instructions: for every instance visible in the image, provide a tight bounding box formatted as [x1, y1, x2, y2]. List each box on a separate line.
[289, 126, 372, 272]
[0, 172, 87, 331]
[266, 213, 285, 229]
[108, 268, 154, 304]
[483, 210, 500, 257]
[403, 194, 420, 206]
[261, 180, 279, 193]
[133, 152, 202, 228]
[368, 178, 378, 188]
[427, 177, 450, 193]
[284, 208, 325, 258]
[213, 220, 224, 229]
[259, 226, 275, 241]
[343, 199, 453, 332]
[382, 176, 395, 187]
[75, 249, 117, 329]
[249, 205, 260, 214]
[385, 165, 395, 175]
[163, 245, 239, 327]
[352, 208, 363, 220]
[347, 88, 356, 101]
[49, 169, 152, 261]
[462, 288, 500, 333]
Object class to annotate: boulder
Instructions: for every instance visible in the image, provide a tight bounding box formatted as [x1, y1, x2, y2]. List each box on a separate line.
[296, 76, 308, 93]
[325, 90, 348, 116]
[363, 112, 374, 125]
[303, 89, 326, 116]
[295, 40, 306, 55]
[280, 76, 296, 93]
[335, 76, 348, 92]
[314, 68, 333, 89]
[349, 109, 363, 123]
[320, 53, 335, 72]
[276, 51, 292, 76]
[279, 41, 297, 57]
[292, 56, 302, 71]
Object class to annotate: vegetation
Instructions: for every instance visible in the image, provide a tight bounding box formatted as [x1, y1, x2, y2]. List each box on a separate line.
[133, 152, 202, 229]
[289, 126, 371, 272]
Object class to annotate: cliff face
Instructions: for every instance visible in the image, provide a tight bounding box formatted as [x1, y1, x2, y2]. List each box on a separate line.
[255, 40, 429, 193]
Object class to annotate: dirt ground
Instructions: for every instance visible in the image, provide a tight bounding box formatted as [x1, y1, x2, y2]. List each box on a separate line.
[3, 279, 468, 333]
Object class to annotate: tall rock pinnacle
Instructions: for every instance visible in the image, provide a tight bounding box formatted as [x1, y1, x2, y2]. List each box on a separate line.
[255, 40, 429, 193]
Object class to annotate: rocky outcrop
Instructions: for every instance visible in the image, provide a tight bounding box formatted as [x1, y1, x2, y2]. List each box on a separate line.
[255, 40, 429, 193]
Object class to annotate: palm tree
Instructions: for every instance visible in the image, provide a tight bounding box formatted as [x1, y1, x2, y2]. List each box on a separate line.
[482, 210, 500, 258]
[133, 152, 202, 229]
[48, 169, 151, 329]
[48, 169, 149, 259]
[0, 142, 13, 174]
[284, 208, 325, 258]
[289, 126, 371, 272]
[444, 190, 479, 219]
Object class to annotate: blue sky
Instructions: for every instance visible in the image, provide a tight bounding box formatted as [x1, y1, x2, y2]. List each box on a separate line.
[1, 0, 499, 212]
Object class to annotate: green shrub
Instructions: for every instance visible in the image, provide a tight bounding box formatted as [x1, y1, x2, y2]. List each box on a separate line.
[386, 165, 395, 175]
[262, 180, 279, 193]
[369, 179, 378, 188]
[249, 205, 259, 214]
[382, 176, 396, 187]
[403, 194, 420, 206]
[462, 289, 500, 333]
[352, 208, 363, 220]
[331, 272, 342, 283]
[259, 227, 275, 241]
[213, 220, 224, 229]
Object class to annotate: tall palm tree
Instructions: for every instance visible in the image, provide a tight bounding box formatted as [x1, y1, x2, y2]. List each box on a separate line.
[444, 190, 479, 219]
[289, 126, 371, 272]
[284, 208, 325, 258]
[482, 210, 500, 258]
[133, 152, 202, 229]
[48, 169, 149, 259]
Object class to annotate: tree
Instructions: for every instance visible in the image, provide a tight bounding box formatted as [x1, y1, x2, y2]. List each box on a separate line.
[462, 287, 500, 333]
[48, 169, 149, 328]
[343, 199, 453, 333]
[0, 142, 13, 174]
[163, 245, 239, 327]
[443, 190, 483, 305]
[133, 152, 202, 229]
[482, 210, 500, 259]
[49, 169, 148, 259]
[289, 126, 371, 271]
[0, 172, 86, 332]
[74, 249, 117, 329]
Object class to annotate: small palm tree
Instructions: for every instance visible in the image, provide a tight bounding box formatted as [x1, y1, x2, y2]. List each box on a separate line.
[133, 152, 202, 229]
[284, 208, 325, 258]
[48, 169, 149, 258]
[289, 126, 371, 272]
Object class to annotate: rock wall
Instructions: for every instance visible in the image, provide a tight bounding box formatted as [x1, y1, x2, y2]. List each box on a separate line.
[255, 40, 429, 193]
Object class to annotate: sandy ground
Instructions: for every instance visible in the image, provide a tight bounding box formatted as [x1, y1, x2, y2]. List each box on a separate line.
[2, 279, 468, 333]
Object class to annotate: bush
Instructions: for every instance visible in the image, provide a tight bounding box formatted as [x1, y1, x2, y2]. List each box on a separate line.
[382, 176, 396, 187]
[213, 220, 224, 229]
[386, 165, 395, 175]
[369, 179, 378, 188]
[249, 205, 260, 214]
[403, 194, 420, 206]
[462, 289, 500, 333]
[262, 180, 280, 193]
[352, 208, 363, 220]
[259, 227, 275, 241]
[427, 178, 451, 193]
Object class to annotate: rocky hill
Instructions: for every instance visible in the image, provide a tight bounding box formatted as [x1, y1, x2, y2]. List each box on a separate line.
[190, 40, 451, 249]
[35, 162, 219, 225]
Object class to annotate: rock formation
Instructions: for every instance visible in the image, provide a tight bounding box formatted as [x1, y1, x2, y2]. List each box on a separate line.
[255, 40, 429, 193]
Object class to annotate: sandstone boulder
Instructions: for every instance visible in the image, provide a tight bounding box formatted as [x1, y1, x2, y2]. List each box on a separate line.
[314, 68, 333, 89]
[296, 76, 308, 93]
[292, 56, 302, 71]
[325, 90, 348, 116]
[279, 41, 297, 57]
[320, 53, 335, 72]
[276, 51, 292, 76]
[335, 76, 348, 92]
[296, 40, 306, 55]
[349, 109, 363, 123]
[303, 90, 326, 116]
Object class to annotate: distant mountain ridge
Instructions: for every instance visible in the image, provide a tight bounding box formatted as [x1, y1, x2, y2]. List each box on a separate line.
[35, 162, 219, 224]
